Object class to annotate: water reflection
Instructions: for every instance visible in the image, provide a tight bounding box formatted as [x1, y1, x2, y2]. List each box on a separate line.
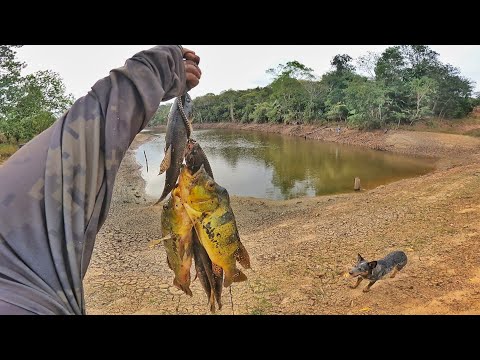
[136, 129, 435, 200]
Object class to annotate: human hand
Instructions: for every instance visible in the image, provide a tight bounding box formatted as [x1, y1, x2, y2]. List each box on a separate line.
[182, 47, 202, 91]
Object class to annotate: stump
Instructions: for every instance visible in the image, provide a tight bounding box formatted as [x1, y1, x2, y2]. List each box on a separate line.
[354, 177, 361, 191]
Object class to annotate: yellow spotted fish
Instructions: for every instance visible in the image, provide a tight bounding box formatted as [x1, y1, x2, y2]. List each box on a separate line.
[178, 165, 250, 288]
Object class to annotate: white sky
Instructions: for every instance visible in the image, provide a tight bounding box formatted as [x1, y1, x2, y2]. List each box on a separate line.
[15, 45, 480, 101]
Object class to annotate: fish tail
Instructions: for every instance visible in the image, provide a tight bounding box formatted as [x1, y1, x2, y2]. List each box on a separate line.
[224, 268, 248, 288]
[208, 289, 216, 313]
[213, 270, 223, 310]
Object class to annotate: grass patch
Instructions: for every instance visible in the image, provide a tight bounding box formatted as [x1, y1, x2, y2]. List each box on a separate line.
[0, 143, 18, 163]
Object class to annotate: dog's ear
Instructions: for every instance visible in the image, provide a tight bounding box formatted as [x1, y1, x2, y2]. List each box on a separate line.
[357, 254, 364, 262]
[368, 261, 377, 269]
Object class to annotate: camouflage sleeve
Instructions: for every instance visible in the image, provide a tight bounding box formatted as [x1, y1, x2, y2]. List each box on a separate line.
[0, 45, 186, 315]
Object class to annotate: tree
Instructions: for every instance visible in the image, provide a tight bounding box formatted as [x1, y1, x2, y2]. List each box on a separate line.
[267, 60, 315, 81]
[344, 77, 387, 128]
[0, 45, 25, 118]
[330, 54, 355, 73]
[375, 46, 406, 85]
[267, 61, 316, 123]
[177, 45, 475, 129]
[322, 54, 358, 121]
[406, 77, 437, 123]
[0, 46, 74, 142]
[356, 51, 379, 79]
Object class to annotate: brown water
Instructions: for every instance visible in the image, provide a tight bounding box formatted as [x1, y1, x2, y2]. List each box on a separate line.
[136, 129, 435, 200]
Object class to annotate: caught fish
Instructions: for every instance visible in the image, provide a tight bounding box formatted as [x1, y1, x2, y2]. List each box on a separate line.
[150, 186, 193, 296]
[192, 231, 223, 312]
[179, 165, 251, 288]
[185, 140, 223, 312]
[157, 93, 193, 203]
[185, 139, 214, 177]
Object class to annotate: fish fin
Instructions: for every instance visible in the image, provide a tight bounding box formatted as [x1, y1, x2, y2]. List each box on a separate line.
[180, 235, 193, 261]
[235, 242, 251, 269]
[183, 202, 203, 222]
[224, 268, 247, 288]
[148, 236, 171, 248]
[166, 256, 173, 271]
[233, 270, 248, 283]
[158, 145, 172, 175]
[174, 278, 193, 297]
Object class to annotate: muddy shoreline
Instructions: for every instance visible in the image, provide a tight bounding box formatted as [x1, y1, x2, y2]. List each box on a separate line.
[84, 124, 480, 315]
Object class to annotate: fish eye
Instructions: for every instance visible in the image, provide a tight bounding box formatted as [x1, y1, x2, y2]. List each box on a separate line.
[206, 180, 215, 190]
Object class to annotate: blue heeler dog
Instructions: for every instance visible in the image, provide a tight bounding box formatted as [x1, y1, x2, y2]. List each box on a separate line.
[349, 251, 407, 292]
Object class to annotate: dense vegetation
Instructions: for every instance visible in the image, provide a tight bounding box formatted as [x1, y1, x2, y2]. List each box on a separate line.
[2, 45, 479, 148]
[0, 45, 73, 144]
[151, 45, 479, 129]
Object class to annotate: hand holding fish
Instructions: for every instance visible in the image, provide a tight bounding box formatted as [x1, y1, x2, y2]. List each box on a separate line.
[151, 48, 251, 312]
[182, 47, 202, 91]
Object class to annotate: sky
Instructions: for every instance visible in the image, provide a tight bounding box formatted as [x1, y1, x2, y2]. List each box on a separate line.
[15, 45, 480, 101]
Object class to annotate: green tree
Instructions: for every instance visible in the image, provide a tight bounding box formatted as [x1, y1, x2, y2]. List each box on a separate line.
[406, 77, 437, 123]
[323, 54, 357, 121]
[168, 45, 474, 130]
[344, 77, 387, 128]
[0, 45, 25, 118]
[0, 46, 74, 142]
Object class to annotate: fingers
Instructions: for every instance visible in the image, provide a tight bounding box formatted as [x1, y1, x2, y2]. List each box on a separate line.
[181, 47, 202, 91]
[185, 60, 202, 78]
[186, 73, 200, 91]
[182, 47, 200, 65]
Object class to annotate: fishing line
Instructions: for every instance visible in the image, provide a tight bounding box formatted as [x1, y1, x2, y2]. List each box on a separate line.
[176, 95, 192, 139]
[230, 286, 235, 315]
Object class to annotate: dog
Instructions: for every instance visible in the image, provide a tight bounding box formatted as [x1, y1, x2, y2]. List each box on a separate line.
[349, 251, 407, 292]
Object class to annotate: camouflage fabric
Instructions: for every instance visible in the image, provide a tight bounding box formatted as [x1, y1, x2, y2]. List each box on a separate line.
[0, 45, 187, 315]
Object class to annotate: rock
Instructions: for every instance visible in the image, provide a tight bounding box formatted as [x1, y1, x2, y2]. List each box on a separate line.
[158, 284, 169, 289]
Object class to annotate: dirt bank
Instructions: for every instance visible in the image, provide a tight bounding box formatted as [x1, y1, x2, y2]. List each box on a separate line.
[84, 124, 480, 315]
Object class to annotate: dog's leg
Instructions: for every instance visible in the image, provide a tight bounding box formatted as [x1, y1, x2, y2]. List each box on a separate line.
[363, 280, 376, 292]
[350, 277, 363, 289]
[390, 267, 399, 278]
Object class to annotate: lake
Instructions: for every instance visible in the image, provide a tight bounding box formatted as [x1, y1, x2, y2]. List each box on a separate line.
[135, 129, 435, 200]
